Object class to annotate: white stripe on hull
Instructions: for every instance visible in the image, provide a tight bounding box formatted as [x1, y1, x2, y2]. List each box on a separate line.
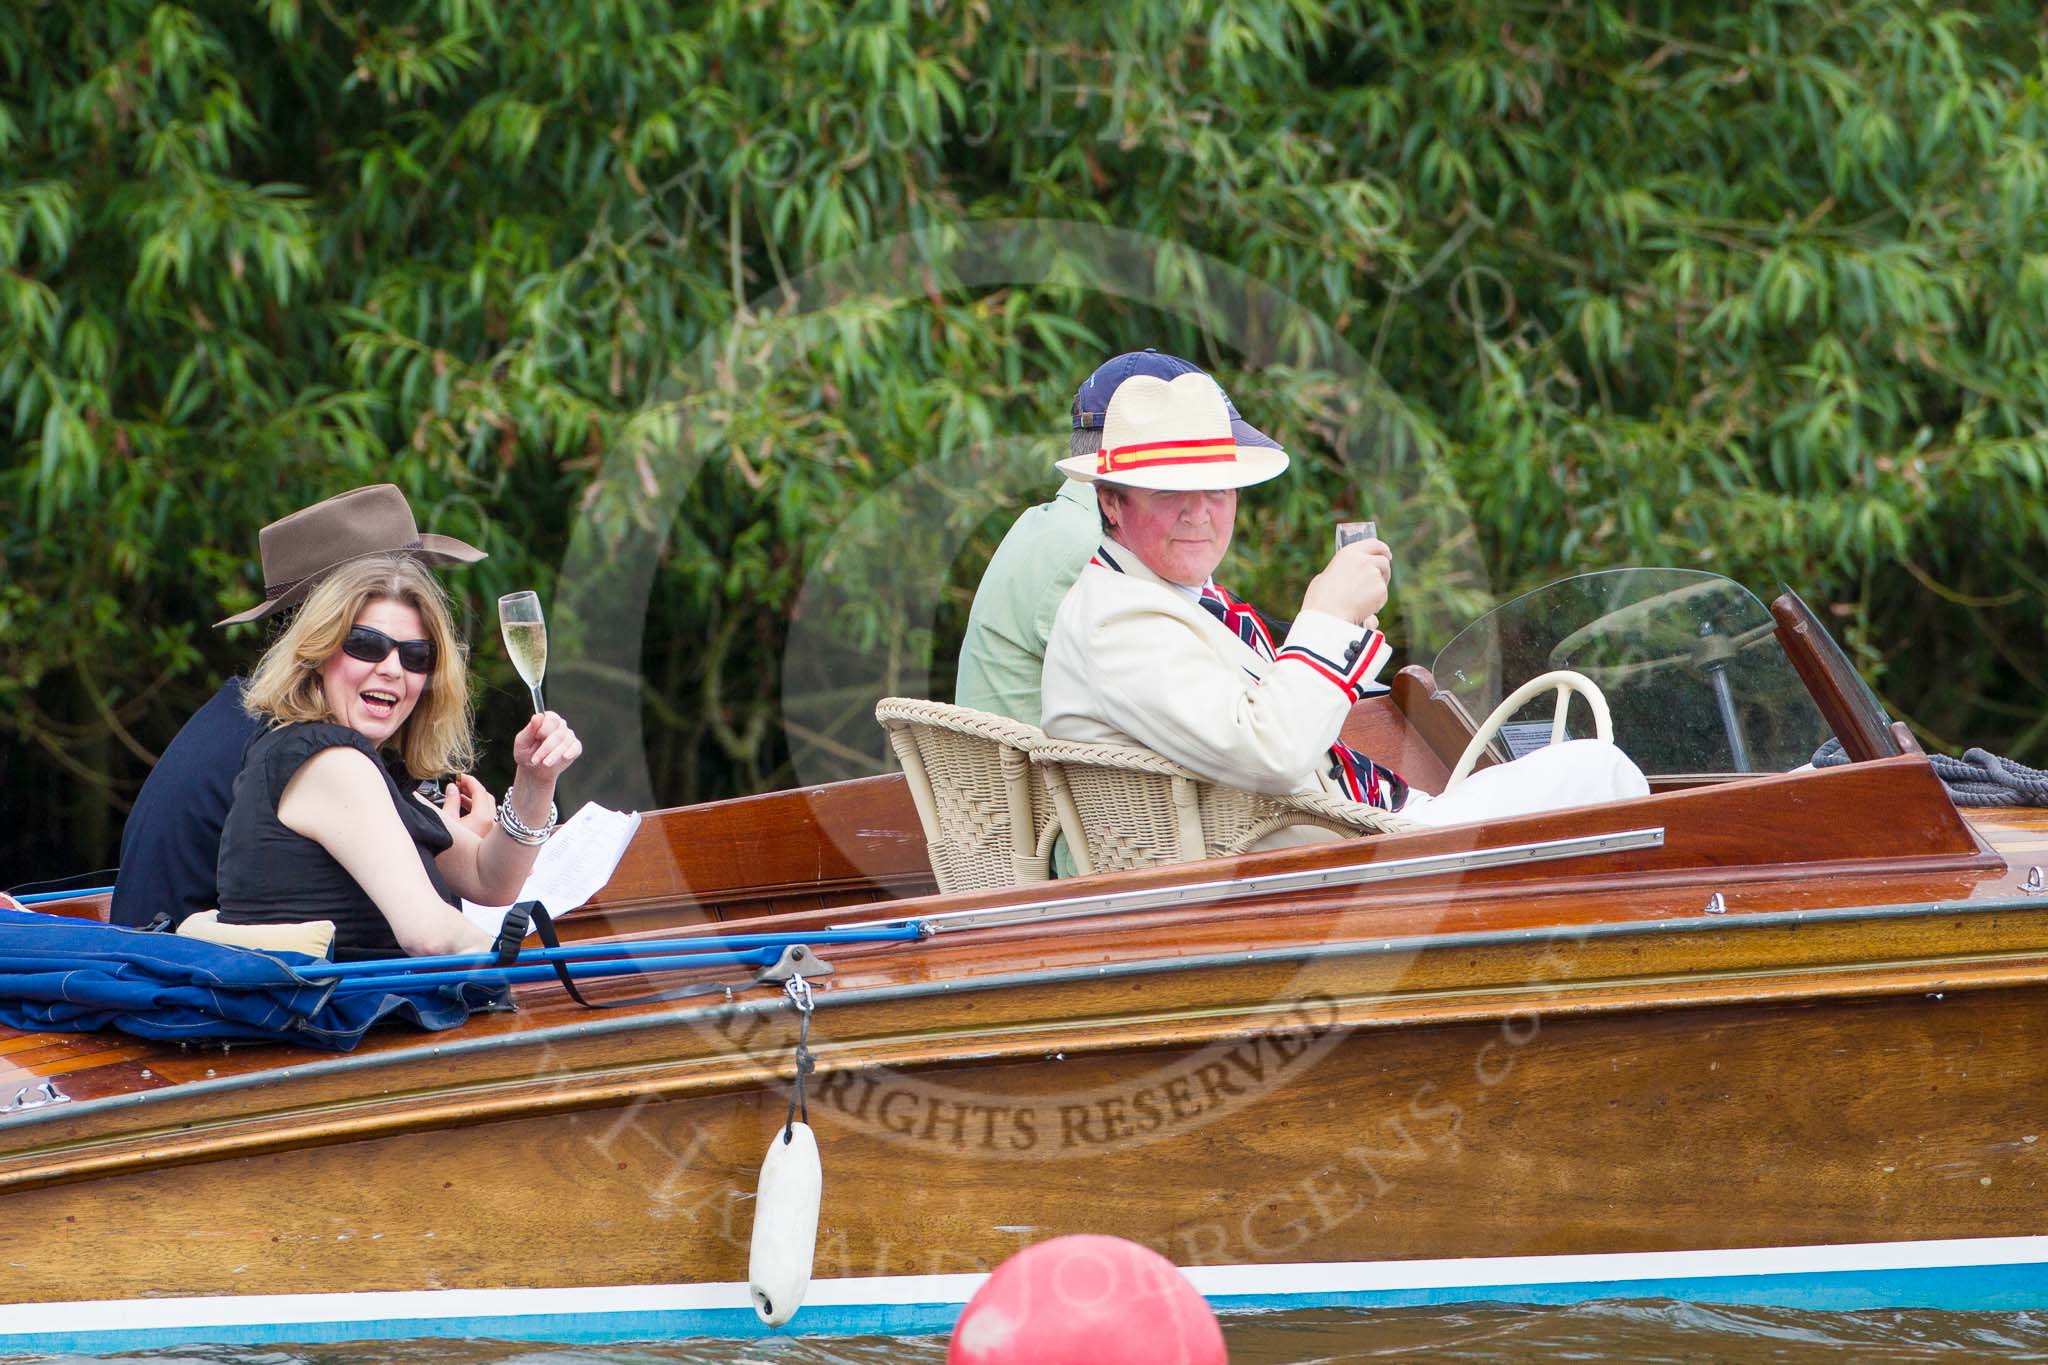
[1, 1234, 2045, 1339]
[1184, 1233, 2048, 1295]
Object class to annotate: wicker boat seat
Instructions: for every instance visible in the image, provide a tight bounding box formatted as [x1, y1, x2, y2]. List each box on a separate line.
[1029, 735, 1417, 873]
[874, 698, 1064, 893]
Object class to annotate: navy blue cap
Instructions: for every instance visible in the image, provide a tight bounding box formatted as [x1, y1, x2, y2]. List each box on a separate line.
[1071, 349, 1280, 450]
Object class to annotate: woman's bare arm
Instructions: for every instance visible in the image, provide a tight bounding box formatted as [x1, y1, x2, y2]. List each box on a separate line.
[276, 747, 492, 957]
[432, 711, 582, 906]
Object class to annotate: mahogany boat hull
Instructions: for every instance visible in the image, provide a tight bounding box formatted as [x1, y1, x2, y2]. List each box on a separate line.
[4, 757, 2046, 1348]
[3, 902, 2047, 1347]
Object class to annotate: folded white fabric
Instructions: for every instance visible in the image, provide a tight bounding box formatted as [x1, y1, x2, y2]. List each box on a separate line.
[1402, 739, 1649, 828]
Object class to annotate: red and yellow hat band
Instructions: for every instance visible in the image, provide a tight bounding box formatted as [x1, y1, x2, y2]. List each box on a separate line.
[1097, 436, 1238, 475]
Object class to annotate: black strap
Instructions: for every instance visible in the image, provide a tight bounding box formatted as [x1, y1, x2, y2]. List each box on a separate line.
[514, 900, 789, 1009]
[492, 903, 531, 966]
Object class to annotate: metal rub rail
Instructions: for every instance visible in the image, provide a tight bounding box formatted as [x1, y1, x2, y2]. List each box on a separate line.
[834, 828, 1668, 935]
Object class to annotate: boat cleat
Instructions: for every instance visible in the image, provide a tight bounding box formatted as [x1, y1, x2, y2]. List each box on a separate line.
[758, 943, 834, 984]
[1, 1080, 68, 1115]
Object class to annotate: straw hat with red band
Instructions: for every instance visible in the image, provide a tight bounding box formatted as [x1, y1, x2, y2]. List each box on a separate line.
[1055, 372, 1289, 491]
[215, 484, 486, 627]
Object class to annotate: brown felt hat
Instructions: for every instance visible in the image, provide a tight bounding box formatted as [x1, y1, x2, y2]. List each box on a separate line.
[214, 484, 487, 627]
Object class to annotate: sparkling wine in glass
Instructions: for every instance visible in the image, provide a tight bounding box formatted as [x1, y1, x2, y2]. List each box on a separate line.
[498, 591, 548, 715]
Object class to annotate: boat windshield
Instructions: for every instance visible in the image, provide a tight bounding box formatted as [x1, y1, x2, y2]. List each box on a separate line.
[1429, 569, 1832, 778]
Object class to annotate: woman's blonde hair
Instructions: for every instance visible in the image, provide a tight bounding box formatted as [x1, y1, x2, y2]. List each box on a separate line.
[243, 555, 475, 777]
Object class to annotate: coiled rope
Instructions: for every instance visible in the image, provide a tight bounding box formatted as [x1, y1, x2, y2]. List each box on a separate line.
[1813, 737, 2048, 807]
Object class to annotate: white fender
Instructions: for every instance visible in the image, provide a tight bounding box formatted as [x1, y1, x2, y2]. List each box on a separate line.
[748, 1121, 821, 1325]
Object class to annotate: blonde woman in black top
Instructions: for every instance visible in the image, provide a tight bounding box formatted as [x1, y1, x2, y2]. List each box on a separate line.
[217, 555, 581, 958]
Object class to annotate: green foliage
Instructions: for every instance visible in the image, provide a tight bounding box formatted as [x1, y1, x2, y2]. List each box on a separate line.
[5, 0, 2047, 875]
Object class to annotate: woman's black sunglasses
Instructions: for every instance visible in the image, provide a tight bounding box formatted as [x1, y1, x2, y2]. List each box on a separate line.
[340, 625, 436, 674]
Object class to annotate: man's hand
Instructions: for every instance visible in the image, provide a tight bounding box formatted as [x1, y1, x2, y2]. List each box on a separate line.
[1300, 538, 1393, 626]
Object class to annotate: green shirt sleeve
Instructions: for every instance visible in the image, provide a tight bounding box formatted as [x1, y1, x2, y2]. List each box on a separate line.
[954, 481, 1101, 724]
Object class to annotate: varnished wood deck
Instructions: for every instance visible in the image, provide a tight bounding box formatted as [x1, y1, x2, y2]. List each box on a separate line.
[1969, 802, 2048, 861]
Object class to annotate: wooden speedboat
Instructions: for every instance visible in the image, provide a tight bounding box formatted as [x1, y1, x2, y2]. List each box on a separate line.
[3, 571, 2045, 1353]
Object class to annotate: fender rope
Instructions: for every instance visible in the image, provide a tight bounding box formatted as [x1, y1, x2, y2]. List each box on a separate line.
[1813, 737, 2048, 807]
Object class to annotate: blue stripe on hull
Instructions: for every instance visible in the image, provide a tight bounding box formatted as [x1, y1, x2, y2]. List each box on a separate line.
[1212, 1260, 2048, 1316]
[4, 1260, 2046, 1354]
[0, 1305, 956, 1356]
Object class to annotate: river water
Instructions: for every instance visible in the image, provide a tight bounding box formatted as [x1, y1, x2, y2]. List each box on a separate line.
[20, 1306, 2048, 1363]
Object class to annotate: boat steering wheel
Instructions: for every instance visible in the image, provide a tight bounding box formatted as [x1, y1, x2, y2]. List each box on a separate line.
[1548, 579, 1774, 682]
[1446, 669, 1613, 790]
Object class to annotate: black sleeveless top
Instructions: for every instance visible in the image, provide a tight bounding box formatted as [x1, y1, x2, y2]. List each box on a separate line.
[216, 722, 457, 960]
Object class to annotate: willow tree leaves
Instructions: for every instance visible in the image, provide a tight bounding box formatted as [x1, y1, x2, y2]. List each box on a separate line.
[4, 0, 2046, 875]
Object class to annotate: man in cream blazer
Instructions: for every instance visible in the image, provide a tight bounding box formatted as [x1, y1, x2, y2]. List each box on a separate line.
[1042, 536, 1401, 809]
[1040, 371, 1647, 833]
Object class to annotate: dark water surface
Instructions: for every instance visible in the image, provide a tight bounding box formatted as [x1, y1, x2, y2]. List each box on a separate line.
[19, 1305, 2048, 1364]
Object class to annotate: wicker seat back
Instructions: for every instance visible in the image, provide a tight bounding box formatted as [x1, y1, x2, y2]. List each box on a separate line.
[1030, 736, 1415, 872]
[874, 698, 1064, 893]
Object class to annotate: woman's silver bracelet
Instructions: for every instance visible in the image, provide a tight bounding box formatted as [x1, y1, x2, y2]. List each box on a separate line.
[496, 793, 559, 846]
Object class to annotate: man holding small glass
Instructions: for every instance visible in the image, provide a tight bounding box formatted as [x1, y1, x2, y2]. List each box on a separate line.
[1041, 372, 1647, 836]
[955, 349, 1288, 726]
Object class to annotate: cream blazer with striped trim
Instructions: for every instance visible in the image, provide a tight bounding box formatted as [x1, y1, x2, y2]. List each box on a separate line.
[1040, 541, 1390, 802]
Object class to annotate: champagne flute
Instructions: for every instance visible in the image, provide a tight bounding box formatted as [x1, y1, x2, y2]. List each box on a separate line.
[498, 591, 548, 715]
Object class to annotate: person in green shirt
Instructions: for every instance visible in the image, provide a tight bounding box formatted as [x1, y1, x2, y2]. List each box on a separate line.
[953, 473, 1102, 724]
[956, 350, 1279, 724]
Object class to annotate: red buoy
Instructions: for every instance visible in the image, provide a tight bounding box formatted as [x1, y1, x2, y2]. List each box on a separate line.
[947, 1234, 1227, 1364]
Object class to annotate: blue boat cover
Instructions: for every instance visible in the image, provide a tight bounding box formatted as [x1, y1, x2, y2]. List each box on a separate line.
[0, 908, 508, 1051]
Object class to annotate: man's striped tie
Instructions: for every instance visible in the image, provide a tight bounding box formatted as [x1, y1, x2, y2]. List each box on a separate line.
[1199, 585, 1275, 661]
